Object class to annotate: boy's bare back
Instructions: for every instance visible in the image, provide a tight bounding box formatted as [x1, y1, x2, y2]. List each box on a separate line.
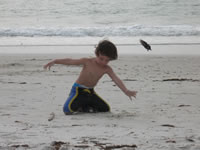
[76, 57, 109, 87]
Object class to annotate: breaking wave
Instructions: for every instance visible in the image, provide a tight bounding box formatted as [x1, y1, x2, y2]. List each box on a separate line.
[0, 25, 200, 37]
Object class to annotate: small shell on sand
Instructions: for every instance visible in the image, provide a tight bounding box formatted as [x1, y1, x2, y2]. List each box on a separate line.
[48, 112, 55, 121]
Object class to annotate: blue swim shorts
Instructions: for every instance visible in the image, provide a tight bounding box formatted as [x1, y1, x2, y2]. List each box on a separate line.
[63, 83, 110, 114]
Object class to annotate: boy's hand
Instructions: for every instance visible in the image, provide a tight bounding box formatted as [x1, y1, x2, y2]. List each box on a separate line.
[125, 90, 137, 100]
[43, 61, 55, 70]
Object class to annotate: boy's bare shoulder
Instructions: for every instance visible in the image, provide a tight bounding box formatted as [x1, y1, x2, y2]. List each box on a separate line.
[79, 57, 89, 60]
[85, 57, 98, 63]
[105, 65, 113, 73]
[78, 57, 96, 66]
[79, 57, 93, 63]
[81, 57, 94, 61]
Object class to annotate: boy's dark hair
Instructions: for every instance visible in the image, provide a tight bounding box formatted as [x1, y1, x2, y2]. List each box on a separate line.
[95, 40, 118, 60]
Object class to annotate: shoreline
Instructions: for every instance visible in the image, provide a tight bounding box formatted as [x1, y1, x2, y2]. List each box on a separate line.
[0, 44, 200, 55]
[0, 35, 200, 55]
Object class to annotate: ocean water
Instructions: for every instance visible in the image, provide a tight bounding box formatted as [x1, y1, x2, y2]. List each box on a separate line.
[0, 0, 200, 52]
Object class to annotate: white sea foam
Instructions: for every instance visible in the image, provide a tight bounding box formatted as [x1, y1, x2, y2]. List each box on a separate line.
[0, 25, 200, 37]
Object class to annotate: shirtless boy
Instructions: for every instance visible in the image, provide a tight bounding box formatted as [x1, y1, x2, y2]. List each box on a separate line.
[44, 40, 137, 114]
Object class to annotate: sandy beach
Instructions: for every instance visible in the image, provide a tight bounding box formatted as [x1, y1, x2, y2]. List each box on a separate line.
[0, 46, 200, 150]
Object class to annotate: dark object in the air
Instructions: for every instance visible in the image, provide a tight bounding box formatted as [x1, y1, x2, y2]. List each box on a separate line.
[140, 39, 151, 51]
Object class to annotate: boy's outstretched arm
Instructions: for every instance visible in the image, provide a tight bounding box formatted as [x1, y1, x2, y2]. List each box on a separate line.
[43, 58, 87, 70]
[106, 66, 137, 100]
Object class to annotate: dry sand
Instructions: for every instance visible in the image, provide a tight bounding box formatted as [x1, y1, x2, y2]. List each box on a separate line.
[0, 51, 200, 150]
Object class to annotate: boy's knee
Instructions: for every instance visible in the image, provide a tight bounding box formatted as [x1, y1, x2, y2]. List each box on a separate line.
[63, 107, 72, 115]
